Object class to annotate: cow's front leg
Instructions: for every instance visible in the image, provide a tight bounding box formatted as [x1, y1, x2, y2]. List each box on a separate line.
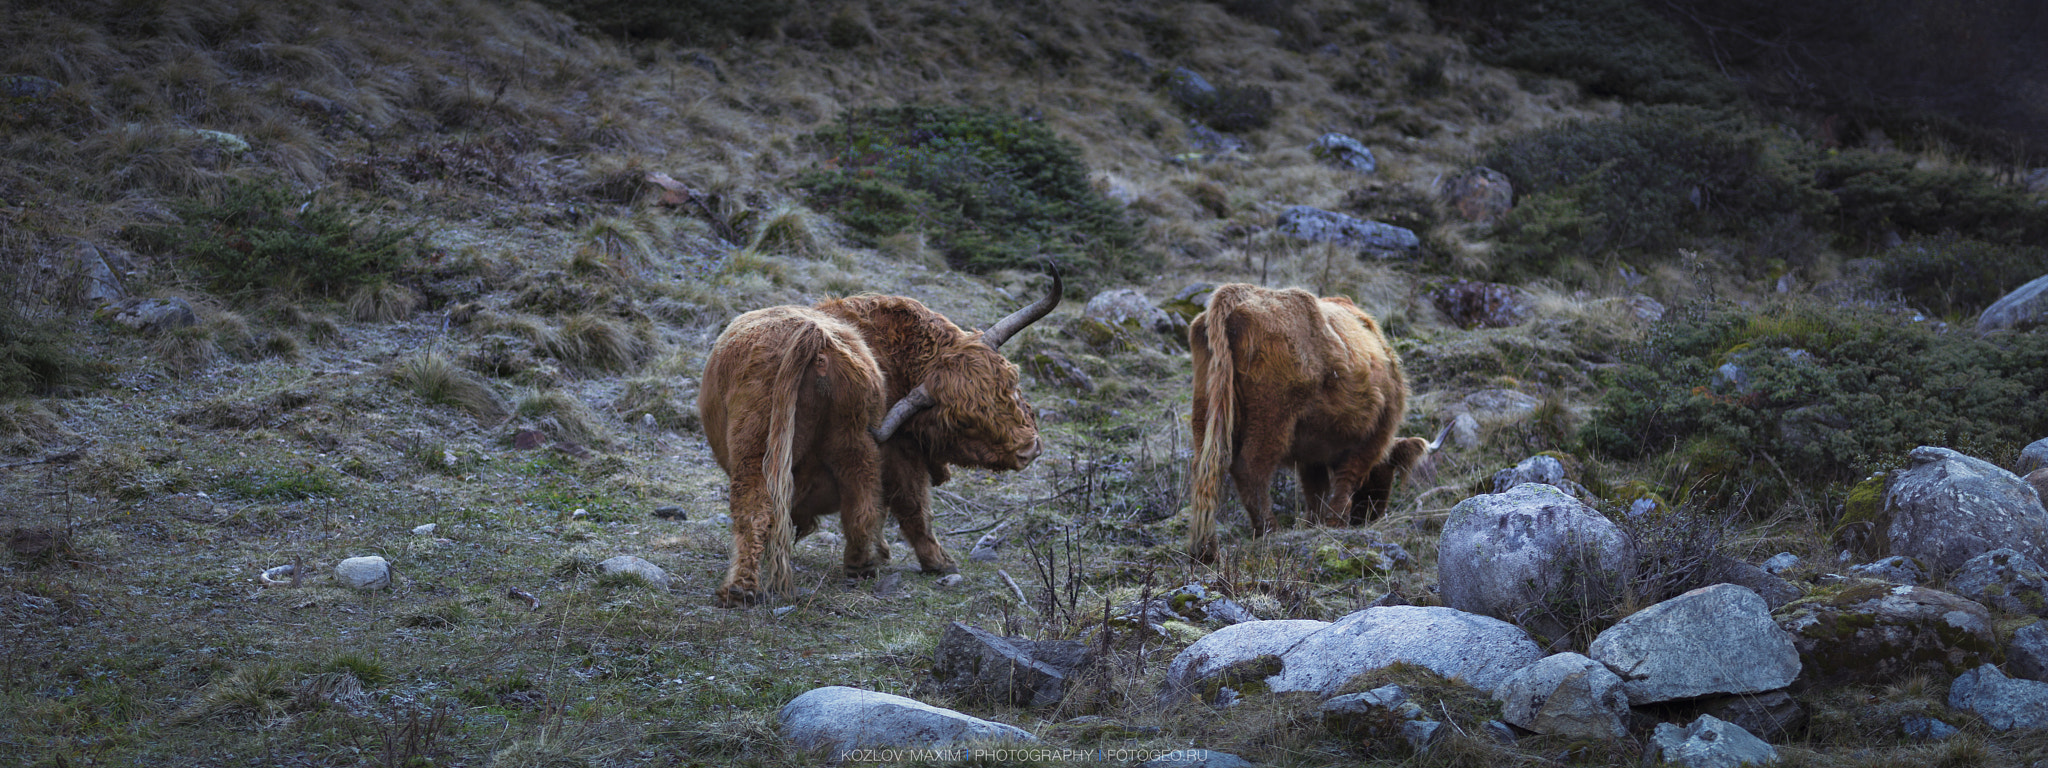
[883, 443, 957, 575]
[1231, 412, 1292, 537]
[831, 432, 887, 581]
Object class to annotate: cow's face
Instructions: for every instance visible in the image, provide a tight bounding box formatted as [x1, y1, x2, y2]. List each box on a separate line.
[921, 344, 1041, 470]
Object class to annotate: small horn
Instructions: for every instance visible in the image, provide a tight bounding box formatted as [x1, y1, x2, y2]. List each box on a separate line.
[980, 270, 1062, 350]
[1423, 420, 1453, 453]
[871, 383, 935, 443]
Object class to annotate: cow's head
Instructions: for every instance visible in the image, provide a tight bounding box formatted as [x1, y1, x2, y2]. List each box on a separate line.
[872, 273, 1060, 470]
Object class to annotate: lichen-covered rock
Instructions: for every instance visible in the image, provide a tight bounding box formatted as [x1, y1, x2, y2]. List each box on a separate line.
[1949, 664, 2048, 731]
[1701, 555, 1802, 611]
[1274, 205, 1420, 258]
[1773, 581, 1997, 687]
[1651, 715, 1780, 768]
[1694, 690, 1807, 743]
[1163, 619, 1328, 701]
[1491, 652, 1629, 740]
[1588, 584, 1800, 704]
[2006, 622, 2048, 682]
[1309, 133, 1376, 175]
[1884, 446, 2048, 576]
[1439, 483, 1632, 641]
[1269, 606, 1545, 695]
[2020, 437, 2048, 474]
[1845, 555, 1926, 586]
[1083, 288, 1183, 338]
[1488, 454, 1572, 494]
[780, 686, 1036, 754]
[1946, 548, 2048, 616]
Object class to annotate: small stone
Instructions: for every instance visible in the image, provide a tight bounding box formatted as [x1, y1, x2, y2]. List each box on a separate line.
[653, 506, 687, 520]
[596, 555, 669, 591]
[1901, 715, 1958, 741]
[936, 574, 965, 588]
[335, 556, 392, 590]
[411, 523, 437, 535]
[1481, 719, 1519, 745]
[1761, 552, 1800, 575]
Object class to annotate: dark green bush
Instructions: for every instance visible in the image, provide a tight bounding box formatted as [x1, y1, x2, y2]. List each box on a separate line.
[126, 180, 419, 296]
[795, 105, 1143, 284]
[1872, 233, 2048, 319]
[1583, 298, 2048, 496]
[1185, 83, 1277, 133]
[1481, 106, 1827, 277]
[1813, 149, 2040, 245]
[1428, 0, 1737, 106]
[533, 0, 789, 43]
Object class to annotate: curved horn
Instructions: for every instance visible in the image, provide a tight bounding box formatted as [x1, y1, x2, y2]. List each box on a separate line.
[870, 383, 935, 443]
[980, 270, 1062, 350]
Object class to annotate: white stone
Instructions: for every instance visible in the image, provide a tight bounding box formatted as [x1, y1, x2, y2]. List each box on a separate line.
[334, 556, 392, 590]
[779, 686, 1035, 755]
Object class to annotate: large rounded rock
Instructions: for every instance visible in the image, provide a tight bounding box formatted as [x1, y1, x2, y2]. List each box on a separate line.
[1163, 619, 1329, 700]
[1651, 715, 1780, 768]
[1587, 584, 1799, 704]
[1083, 288, 1183, 338]
[1309, 133, 1376, 175]
[1884, 446, 2048, 576]
[1949, 664, 2048, 731]
[1773, 581, 1997, 687]
[1439, 483, 1632, 641]
[1976, 273, 2048, 334]
[1491, 652, 1629, 740]
[779, 686, 1035, 754]
[1431, 280, 1534, 329]
[1438, 167, 1514, 224]
[2020, 437, 2048, 474]
[1268, 606, 1545, 695]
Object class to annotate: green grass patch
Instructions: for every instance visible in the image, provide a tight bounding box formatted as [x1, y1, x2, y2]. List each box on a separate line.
[126, 178, 422, 296]
[215, 466, 345, 500]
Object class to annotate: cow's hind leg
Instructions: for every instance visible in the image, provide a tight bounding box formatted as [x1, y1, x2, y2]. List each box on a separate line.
[1230, 425, 1290, 537]
[717, 474, 771, 606]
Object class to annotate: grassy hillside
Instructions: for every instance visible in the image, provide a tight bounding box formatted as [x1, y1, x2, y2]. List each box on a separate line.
[3, 0, 2046, 765]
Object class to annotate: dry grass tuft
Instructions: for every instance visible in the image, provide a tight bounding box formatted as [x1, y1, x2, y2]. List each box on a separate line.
[347, 281, 421, 323]
[392, 352, 508, 421]
[149, 325, 219, 377]
[744, 203, 835, 261]
[514, 390, 603, 445]
[551, 313, 653, 373]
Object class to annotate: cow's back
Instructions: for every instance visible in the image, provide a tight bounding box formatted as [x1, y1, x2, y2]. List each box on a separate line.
[699, 306, 886, 473]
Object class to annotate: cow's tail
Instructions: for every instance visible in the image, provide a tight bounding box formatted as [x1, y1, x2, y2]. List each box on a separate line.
[761, 322, 823, 597]
[1188, 289, 1243, 561]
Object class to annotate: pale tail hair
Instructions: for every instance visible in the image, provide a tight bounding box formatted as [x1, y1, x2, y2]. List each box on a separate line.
[760, 323, 824, 596]
[1187, 289, 1245, 561]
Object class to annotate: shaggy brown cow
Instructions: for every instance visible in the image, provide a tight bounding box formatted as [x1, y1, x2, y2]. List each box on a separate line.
[1186, 283, 1431, 561]
[699, 279, 1059, 606]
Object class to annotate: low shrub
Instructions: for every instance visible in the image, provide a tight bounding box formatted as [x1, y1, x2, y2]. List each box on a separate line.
[1813, 149, 2040, 246]
[1429, 0, 1737, 106]
[0, 303, 95, 399]
[1481, 105, 1826, 279]
[126, 179, 421, 296]
[532, 0, 789, 43]
[1583, 298, 2048, 497]
[795, 105, 1142, 286]
[1871, 233, 2048, 320]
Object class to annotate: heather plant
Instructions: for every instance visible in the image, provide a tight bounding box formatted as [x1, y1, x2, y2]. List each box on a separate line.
[1583, 297, 2048, 499]
[1871, 233, 2048, 320]
[795, 104, 1142, 286]
[1429, 0, 1737, 106]
[126, 179, 421, 296]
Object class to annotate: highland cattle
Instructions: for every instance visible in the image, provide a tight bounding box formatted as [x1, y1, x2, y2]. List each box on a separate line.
[1186, 283, 1431, 561]
[699, 278, 1059, 605]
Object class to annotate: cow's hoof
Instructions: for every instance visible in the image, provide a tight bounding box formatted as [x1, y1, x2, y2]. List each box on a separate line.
[716, 585, 765, 607]
[919, 562, 960, 576]
[844, 563, 880, 580]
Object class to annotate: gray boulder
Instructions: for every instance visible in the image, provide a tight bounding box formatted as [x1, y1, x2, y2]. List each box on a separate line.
[927, 622, 1092, 708]
[779, 686, 1035, 754]
[334, 556, 392, 590]
[1774, 581, 1996, 687]
[2007, 622, 2048, 682]
[1587, 584, 1800, 705]
[1460, 388, 1544, 426]
[1900, 715, 1959, 741]
[1760, 552, 1800, 575]
[1845, 555, 1926, 586]
[2030, 469, 2048, 516]
[1268, 605, 1545, 695]
[1309, 132, 1376, 174]
[1947, 548, 2048, 615]
[1884, 446, 2048, 575]
[1319, 684, 1425, 741]
[1651, 715, 1780, 768]
[1695, 690, 1807, 743]
[2020, 437, 2048, 474]
[1491, 652, 1629, 740]
[1167, 67, 1218, 110]
[1274, 206, 1420, 258]
[596, 555, 669, 590]
[105, 296, 198, 334]
[1488, 455, 1569, 494]
[1949, 663, 2048, 730]
[1701, 556, 1801, 611]
[1164, 619, 1328, 700]
[1439, 483, 1632, 640]
[1977, 273, 2048, 334]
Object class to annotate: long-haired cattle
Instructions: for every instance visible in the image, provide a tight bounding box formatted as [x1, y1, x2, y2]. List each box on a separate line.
[699, 278, 1059, 606]
[1186, 283, 1431, 561]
